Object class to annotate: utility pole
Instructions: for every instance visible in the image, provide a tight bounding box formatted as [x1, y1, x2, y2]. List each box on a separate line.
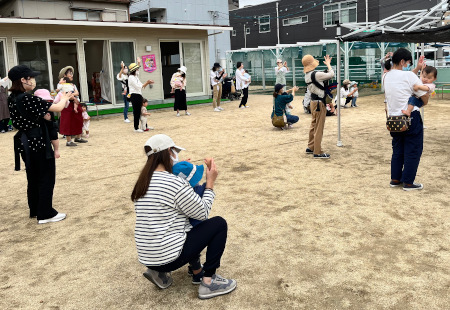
[209, 11, 218, 62]
[244, 24, 247, 48]
[365, 0, 368, 27]
[276, 1, 280, 44]
[336, 25, 342, 147]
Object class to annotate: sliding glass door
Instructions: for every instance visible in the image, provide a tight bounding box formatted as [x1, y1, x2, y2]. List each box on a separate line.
[181, 41, 204, 95]
[0, 40, 6, 78]
[16, 41, 51, 90]
[110, 41, 135, 104]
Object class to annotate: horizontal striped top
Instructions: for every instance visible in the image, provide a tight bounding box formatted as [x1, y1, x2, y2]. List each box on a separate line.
[134, 171, 215, 266]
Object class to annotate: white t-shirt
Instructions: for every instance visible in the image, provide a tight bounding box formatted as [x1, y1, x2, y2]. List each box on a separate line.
[128, 74, 143, 95]
[275, 67, 288, 74]
[235, 68, 249, 90]
[210, 70, 219, 87]
[384, 69, 427, 116]
[116, 72, 128, 92]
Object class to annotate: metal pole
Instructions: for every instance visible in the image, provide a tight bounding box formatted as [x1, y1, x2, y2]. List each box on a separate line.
[147, 0, 150, 22]
[244, 24, 247, 49]
[365, 0, 369, 27]
[262, 50, 266, 90]
[292, 57, 296, 86]
[276, 2, 280, 45]
[344, 41, 349, 80]
[420, 43, 425, 125]
[336, 26, 342, 147]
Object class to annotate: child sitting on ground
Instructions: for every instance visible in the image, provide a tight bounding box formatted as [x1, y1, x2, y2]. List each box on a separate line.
[172, 158, 213, 227]
[80, 103, 90, 138]
[140, 99, 153, 131]
[402, 66, 437, 117]
[34, 89, 60, 158]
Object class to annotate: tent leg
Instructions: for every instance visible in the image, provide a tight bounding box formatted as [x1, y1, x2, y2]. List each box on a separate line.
[336, 32, 343, 147]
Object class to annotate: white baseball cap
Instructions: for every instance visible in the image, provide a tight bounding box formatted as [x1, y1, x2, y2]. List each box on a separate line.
[144, 134, 185, 156]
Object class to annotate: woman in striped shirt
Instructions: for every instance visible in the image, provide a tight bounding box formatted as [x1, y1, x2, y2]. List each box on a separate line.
[131, 134, 237, 299]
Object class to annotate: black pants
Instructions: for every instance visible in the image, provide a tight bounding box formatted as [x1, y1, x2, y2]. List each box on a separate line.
[150, 216, 227, 277]
[130, 94, 143, 130]
[23, 149, 58, 220]
[0, 118, 9, 131]
[239, 88, 248, 107]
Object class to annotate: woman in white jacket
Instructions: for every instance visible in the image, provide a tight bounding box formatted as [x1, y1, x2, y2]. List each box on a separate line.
[235, 62, 250, 108]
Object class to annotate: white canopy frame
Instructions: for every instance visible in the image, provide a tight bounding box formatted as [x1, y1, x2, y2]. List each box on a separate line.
[334, 0, 450, 147]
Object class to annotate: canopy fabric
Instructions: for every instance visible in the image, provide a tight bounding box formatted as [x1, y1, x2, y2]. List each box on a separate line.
[340, 24, 450, 43]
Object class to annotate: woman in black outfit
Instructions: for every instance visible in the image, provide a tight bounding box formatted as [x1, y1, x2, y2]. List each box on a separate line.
[8, 65, 71, 224]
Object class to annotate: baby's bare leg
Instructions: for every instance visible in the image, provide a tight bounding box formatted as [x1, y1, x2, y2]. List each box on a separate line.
[401, 104, 414, 117]
[52, 140, 60, 158]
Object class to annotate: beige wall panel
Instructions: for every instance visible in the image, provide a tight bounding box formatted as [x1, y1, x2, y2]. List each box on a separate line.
[0, 23, 209, 103]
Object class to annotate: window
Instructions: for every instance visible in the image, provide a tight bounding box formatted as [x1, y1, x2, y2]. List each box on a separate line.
[246, 27, 250, 34]
[102, 12, 117, 22]
[73, 10, 102, 21]
[259, 15, 270, 33]
[323, 1, 357, 27]
[232, 30, 236, 36]
[283, 15, 308, 26]
[110, 42, 135, 103]
[0, 41, 6, 78]
[16, 41, 51, 90]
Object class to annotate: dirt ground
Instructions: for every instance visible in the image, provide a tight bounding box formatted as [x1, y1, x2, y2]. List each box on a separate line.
[0, 93, 449, 310]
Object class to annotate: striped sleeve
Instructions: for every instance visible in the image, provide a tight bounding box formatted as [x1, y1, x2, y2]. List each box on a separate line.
[174, 183, 215, 221]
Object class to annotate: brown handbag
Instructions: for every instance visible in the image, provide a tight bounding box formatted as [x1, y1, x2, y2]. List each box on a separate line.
[272, 101, 286, 128]
[386, 115, 410, 132]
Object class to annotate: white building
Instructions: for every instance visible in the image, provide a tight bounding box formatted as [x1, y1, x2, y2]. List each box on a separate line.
[130, 0, 231, 68]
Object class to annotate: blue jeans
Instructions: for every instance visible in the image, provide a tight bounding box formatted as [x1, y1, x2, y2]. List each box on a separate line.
[390, 110, 423, 184]
[408, 96, 424, 108]
[286, 114, 299, 124]
[123, 94, 129, 120]
[351, 97, 358, 107]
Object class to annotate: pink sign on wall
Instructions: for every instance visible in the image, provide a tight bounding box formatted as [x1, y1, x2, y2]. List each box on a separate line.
[142, 54, 157, 73]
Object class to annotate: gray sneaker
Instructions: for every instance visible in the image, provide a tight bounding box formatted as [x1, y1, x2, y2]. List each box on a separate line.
[143, 269, 173, 289]
[198, 274, 237, 299]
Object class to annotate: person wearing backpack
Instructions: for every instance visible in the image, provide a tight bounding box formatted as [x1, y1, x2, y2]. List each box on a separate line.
[7, 65, 71, 224]
[303, 54, 335, 159]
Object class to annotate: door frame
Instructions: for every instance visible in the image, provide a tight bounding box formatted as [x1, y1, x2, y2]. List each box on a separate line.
[109, 39, 137, 107]
[159, 38, 207, 99]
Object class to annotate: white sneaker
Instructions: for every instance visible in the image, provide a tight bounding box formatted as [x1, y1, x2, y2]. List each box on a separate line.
[38, 213, 66, 224]
[124, 119, 131, 123]
[239, 106, 245, 109]
[214, 108, 221, 112]
[218, 107, 224, 111]
[176, 113, 180, 117]
[245, 106, 250, 108]
[185, 111, 191, 116]
[135, 129, 144, 133]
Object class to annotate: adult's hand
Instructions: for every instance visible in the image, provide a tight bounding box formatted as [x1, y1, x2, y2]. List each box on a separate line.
[323, 55, 332, 66]
[147, 79, 154, 84]
[205, 158, 218, 189]
[43, 113, 51, 121]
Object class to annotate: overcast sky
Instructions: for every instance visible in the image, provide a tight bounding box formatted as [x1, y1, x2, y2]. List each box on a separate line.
[239, 0, 274, 8]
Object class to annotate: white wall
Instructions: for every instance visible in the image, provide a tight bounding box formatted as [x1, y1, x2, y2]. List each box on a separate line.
[131, 0, 231, 67]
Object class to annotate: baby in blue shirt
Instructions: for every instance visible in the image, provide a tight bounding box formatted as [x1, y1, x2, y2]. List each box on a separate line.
[172, 159, 212, 227]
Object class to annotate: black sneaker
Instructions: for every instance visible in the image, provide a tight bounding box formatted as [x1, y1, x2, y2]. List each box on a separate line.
[403, 183, 423, 191]
[143, 269, 173, 289]
[314, 153, 330, 159]
[305, 148, 313, 154]
[390, 180, 403, 187]
[192, 269, 204, 285]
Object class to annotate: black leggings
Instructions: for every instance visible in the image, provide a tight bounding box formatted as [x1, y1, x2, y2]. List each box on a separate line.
[130, 94, 143, 130]
[239, 88, 248, 107]
[23, 149, 58, 220]
[149, 216, 227, 277]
